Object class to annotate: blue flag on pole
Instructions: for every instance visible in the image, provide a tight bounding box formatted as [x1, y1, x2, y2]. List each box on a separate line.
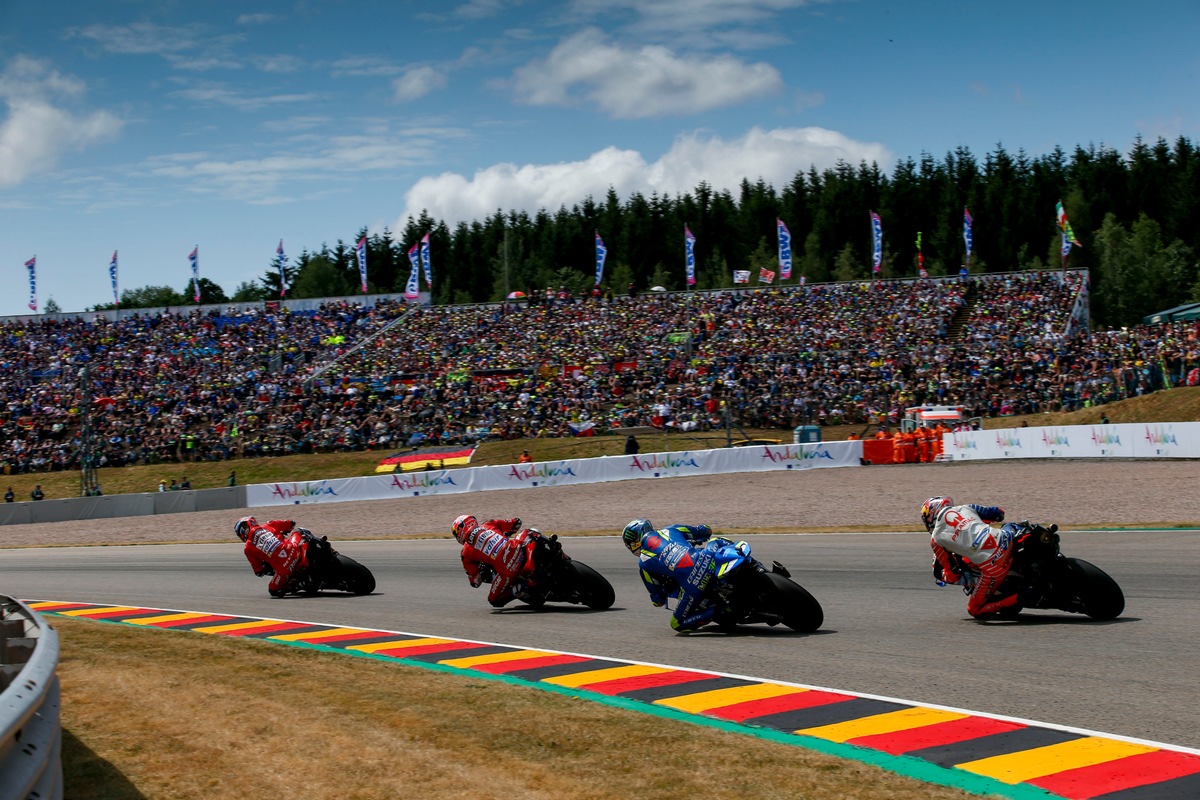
[684, 226, 696, 286]
[25, 256, 37, 311]
[963, 207, 974, 259]
[404, 241, 420, 299]
[595, 231, 607, 285]
[870, 212, 882, 274]
[188, 246, 199, 302]
[420, 233, 432, 288]
[777, 218, 792, 280]
[355, 236, 368, 292]
[109, 251, 119, 307]
[276, 240, 287, 298]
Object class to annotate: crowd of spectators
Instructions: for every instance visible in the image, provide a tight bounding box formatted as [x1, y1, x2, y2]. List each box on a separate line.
[1, 270, 1197, 476]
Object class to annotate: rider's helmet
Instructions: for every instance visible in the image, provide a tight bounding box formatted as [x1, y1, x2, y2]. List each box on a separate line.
[234, 515, 258, 542]
[452, 514, 478, 544]
[921, 496, 952, 532]
[622, 519, 654, 553]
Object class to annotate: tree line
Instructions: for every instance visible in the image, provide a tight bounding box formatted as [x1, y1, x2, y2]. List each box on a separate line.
[99, 135, 1200, 328]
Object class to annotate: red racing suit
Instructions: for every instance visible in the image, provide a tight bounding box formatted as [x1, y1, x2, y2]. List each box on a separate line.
[929, 504, 1016, 617]
[243, 519, 307, 597]
[459, 518, 537, 607]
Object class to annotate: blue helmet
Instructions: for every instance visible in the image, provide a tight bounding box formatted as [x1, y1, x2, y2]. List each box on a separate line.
[622, 519, 654, 552]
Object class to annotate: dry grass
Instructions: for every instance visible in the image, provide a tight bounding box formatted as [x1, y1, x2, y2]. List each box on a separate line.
[54, 617, 988, 800]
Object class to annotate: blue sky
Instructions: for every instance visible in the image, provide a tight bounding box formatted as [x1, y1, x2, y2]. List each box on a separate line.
[1, 0, 1196, 316]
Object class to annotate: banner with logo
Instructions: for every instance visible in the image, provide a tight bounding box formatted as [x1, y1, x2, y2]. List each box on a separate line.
[246, 441, 864, 507]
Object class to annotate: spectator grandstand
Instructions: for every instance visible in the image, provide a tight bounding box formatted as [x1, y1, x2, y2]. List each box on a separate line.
[1, 270, 1197, 476]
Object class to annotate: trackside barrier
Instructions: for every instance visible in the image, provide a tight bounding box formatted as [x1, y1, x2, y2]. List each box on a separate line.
[0, 486, 248, 527]
[941, 421, 1200, 461]
[0, 597, 62, 800]
[246, 441, 865, 507]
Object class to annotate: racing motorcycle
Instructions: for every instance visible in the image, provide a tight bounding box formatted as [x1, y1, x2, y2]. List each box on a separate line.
[688, 539, 824, 632]
[952, 522, 1123, 620]
[262, 529, 376, 596]
[495, 531, 615, 610]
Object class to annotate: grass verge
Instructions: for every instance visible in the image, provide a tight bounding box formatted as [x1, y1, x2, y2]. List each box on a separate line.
[53, 616, 993, 800]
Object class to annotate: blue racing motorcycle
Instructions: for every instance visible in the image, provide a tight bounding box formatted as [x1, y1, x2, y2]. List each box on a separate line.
[684, 539, 824, 632]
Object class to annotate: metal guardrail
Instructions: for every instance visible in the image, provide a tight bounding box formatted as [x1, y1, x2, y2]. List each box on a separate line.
[0, 597, 62, 800]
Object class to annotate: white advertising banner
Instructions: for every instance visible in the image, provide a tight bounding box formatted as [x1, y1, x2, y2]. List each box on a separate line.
[246, 440, 864, 508]
[942, 422, 1200, 461]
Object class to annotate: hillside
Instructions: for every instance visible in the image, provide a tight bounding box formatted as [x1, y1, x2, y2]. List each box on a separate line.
[5, 386, 1198, 502]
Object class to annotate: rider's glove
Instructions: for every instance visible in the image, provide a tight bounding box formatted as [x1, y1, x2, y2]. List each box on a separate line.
[734, 541, 750, 557]
[509, 518, 522, 534]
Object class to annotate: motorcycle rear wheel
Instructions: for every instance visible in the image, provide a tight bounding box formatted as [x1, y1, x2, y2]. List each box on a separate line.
[1065, 557, 1123, 620]
[763, 572, 823, 632]
[565, 560, 615, 610]
[334, 554, 376, 595]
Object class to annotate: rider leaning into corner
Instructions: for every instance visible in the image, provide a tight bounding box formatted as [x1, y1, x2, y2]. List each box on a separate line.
[622, 518, 750, 632]
[236, 515, 311, 597]
[923, 496, 1024, 618]
[452, 514, 539, 608]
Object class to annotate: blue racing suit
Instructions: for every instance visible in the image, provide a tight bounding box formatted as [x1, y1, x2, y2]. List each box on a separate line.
[632, 524, 741, 631]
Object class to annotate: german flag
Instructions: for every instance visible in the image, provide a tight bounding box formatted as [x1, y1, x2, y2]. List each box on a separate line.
[374, 445, 477, 473]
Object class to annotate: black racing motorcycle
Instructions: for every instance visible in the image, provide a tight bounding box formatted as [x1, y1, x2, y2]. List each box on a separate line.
[262, 529, 376, 596]
[955, 522, 1123, 620]
[505, 531, 615, 610]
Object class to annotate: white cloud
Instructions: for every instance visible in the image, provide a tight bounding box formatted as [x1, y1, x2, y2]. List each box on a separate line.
[393, 66, 448, 103]
[237, 13, 275, 25]
[569, 0, 821, 47]
[0, 57, 122, 187]
[512, 28, 781, 118]
[398, 126, 890, 227]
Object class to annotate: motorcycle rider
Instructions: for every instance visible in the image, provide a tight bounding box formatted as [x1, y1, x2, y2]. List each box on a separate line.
[922, 496, 1020, 618]
[452, 514, 538, 608]
[622, 518, 749, 632]
[236, 515, 310, 597]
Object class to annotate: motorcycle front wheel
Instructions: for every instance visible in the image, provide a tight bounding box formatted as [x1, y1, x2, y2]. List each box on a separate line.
[763, 572, 823, 632]
[1064, 557, 1124, 620]
[333, 553, 376, 595]
[565, 560, 615, 610]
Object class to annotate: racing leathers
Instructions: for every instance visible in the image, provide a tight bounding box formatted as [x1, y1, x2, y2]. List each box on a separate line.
[929, 503, 1018, 617]
[630, 523, 743, 631]
[243, 519, 308, 597]
[459, 518, 537, 607]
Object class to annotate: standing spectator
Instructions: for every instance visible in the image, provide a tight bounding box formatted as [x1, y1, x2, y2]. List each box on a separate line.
[518, 449, 533, 464]
[228, 470, 237, 487]
[168, 478, 180, 491]
[624, 434, 640, 455]
[4, 487, 13, 503]
[158, 480, 167, 492]
[180, 476, 192, 490]
[30, 485, 45, 501]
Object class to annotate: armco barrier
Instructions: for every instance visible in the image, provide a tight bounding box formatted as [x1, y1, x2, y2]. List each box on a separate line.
[0, 597, 61, 800]
[0, 486, 247, 527]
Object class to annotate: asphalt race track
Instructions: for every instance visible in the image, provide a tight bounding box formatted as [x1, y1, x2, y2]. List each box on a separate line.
[2, 529, 1195, 751]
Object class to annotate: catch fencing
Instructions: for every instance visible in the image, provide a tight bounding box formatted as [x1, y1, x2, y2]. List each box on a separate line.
[0, 597, 61, 800]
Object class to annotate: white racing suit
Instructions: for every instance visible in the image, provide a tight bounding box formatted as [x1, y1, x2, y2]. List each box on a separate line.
[929, 503, 1017, 618]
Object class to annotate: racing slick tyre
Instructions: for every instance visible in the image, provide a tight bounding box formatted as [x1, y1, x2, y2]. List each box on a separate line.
[1065, 557, 1124, 620]
[334, 554, 376, 595]
[566, 561, 615, 610]
[764, 572, 823, 632]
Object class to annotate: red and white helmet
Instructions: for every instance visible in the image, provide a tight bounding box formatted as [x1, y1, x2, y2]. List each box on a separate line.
[921, 496, 952, 531]
[452, 514, 478, 544]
